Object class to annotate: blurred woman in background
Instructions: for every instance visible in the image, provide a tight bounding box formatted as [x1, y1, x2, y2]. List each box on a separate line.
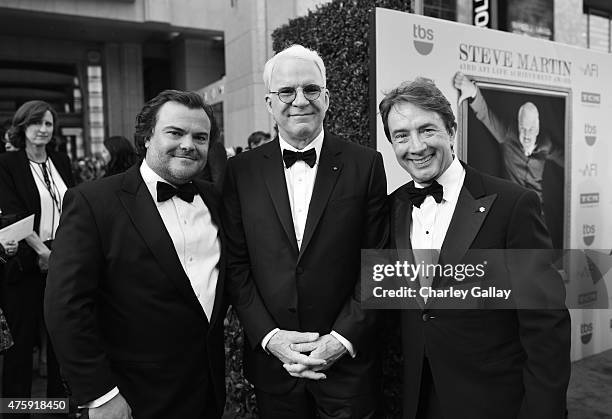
[101, 134, 138, 177]
[0, 100, 74, 404]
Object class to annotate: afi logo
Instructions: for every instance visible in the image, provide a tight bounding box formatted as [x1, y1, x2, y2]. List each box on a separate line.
[578, 164, 597, 177]
[584, 124, 597, 146]
[413, 24, 434, 55]
[582, 63, 599, 77]
[580, 323, 593, 344]
[583, 224, 595, 246]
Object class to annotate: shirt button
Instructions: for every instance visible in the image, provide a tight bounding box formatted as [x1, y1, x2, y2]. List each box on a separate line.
[425, 231, 429, 234]
[189, 257, 193, 262]
[183, 220, 187, 225]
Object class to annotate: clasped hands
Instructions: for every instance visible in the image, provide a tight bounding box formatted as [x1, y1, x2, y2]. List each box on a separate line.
[266, 330, 347, 380]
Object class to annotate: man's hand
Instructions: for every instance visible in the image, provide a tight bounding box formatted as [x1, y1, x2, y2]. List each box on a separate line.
[283, 334, 347, 378]
[87, 393, 132, 419]
[267, 330, 327, 370]
[0, 240, 18, 257]
[38, 252, 50, 272]
[453, 71, 477, 103]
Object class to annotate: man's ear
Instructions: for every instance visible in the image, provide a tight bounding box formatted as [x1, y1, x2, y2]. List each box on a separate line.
[265, 95, 273, 115]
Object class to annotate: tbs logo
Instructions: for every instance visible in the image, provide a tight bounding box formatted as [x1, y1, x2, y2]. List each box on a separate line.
[583, 224, 596, 246]
[413, 24, 434, 55]
[580, 323, 593, 344]
[584, 124, 597, 146]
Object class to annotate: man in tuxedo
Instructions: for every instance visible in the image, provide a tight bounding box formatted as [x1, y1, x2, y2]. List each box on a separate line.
[379, 78, 570, 419]
[45, 90, 226, 419]
[223, 45, 388, 418]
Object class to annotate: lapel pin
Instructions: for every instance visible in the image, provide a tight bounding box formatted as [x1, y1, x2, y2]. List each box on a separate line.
[332, 166, 338, 171]
[478, 206, 485, 213]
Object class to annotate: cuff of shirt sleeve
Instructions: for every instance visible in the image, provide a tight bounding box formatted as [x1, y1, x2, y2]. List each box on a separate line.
[261, 328, 280, 353]
[79, 387, 119, 409]
[331, 330, 356, 358]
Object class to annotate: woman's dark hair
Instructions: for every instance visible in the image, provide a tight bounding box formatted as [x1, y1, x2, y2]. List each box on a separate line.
[103, 135, 139, 177]
[7, 101, 58, 149]
[133, 90, 219, 157]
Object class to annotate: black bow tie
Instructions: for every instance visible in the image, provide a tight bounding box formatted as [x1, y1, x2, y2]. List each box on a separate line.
[157, 181, 197, 203]
[282, 148, 316, 168]
[405, 180, 443, 208]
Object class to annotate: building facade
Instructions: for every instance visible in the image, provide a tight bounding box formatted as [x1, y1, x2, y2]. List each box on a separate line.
[1, 0, 610, 154]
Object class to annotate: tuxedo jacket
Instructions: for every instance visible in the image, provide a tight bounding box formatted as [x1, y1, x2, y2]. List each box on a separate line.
[0, 149, 75, 277]
[44, 165, 226, 418]
[390, 163, 570, 419]
[222, 133, 388, 396]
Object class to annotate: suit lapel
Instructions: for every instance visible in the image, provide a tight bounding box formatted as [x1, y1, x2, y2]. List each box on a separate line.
[16, 150, 41, 217]
[298, 134, 342, 262]
[118, 166, 205, 317]
[262, 140, 299, 254]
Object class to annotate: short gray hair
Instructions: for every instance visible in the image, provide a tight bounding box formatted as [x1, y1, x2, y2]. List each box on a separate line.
[262, 44, 326, 90]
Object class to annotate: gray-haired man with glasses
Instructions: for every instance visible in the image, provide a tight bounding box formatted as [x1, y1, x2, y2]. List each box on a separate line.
[222, 44, 388, 418]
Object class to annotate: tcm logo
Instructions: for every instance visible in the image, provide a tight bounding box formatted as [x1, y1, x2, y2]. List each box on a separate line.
[581, 92, 601, 104]
[580, 323, 593, 344]
[578, 163, 597, 177]
[582, 224, 595, 246]
[580, 192, 599, 207]
[584, 124, 597, 146]
[578, 291, 597, 306]
[413, 24, 434, 55]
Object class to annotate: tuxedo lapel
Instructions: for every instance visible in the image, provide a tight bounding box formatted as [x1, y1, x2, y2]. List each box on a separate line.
[118, 166, 205, 317]
[298, 134, 342, 261]
[392, 186, 425, 308]
[193, 180, 225, 328]
[262, 141, 299, 254]
[439, 167, 497, 268]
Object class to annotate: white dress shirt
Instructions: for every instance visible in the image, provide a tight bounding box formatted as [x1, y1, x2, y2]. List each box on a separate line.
[410, 158, 465, 302]
[85, 160, 220, 409]
[29, 158, 68, 241]
[261, 131, 355, 357]
[140, 160, 220, 320]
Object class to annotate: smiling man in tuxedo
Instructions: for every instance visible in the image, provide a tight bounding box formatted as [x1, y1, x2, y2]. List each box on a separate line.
[223, 44, 388, 418]
[45, 90, 226, 419]
[379, 78, 570, 419]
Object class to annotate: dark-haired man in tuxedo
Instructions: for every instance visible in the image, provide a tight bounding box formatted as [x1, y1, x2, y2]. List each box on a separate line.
[379, 78, 570, 419]
[45, 90, 226, 419]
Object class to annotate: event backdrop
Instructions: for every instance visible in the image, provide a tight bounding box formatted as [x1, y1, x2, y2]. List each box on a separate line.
[372, 7, 612, 361]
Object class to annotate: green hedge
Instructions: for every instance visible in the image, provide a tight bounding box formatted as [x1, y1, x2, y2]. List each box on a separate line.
[224, 1, 412, 418]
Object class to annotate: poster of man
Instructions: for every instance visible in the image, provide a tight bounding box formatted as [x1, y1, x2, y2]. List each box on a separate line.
[454, 72, 566, 249]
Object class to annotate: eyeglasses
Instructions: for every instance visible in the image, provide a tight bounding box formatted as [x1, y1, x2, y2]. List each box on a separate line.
[268, 84, 325, 104]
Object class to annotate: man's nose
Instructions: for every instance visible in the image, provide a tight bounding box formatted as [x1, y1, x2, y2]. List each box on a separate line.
[292, 87, 310, 106]
[407, 133, 427, 153]
[179, 135, 196, 149]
